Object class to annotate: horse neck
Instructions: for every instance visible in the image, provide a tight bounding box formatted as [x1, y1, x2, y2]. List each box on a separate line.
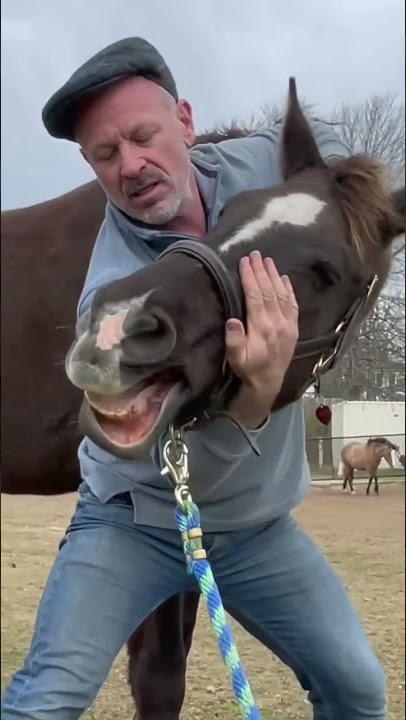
[372, 444, 389, 460]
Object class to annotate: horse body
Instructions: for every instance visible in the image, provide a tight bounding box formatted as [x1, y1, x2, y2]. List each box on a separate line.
[341, 437, 396, 494]
[1, 180, 105, 494]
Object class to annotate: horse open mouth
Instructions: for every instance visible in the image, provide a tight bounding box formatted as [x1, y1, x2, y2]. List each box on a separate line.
[85, 369, 183, 449]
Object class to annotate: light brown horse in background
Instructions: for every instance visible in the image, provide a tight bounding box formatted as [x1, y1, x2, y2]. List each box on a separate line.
[341, 437, 399, 495]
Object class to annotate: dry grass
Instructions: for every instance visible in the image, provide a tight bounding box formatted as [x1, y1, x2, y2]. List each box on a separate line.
[1, 482, 404, 719]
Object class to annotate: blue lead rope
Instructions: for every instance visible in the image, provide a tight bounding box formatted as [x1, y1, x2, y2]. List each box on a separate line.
[174, 497, 261, 719]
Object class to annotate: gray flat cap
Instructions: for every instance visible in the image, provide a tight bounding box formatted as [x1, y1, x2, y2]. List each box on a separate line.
[42, 37, 178, 142]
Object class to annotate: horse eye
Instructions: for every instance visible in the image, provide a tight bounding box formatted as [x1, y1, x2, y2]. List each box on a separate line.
[310, 260, 340, 290]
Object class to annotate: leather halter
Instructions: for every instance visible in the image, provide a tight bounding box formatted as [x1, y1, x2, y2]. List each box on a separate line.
[159, 240, 244, 324]
[159, 240, 243, 413]
[294, 274, 379, 394]
[159, 239, 378, 403]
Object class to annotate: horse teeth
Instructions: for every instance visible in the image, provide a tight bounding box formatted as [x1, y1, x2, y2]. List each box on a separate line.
[89, 402, 130, 419]
[101, 408, 129, 418]
[107, 408, 125, 417]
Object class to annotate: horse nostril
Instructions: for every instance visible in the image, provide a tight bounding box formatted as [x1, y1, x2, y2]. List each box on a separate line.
[130, 314, 162, 338]
[122, 310, 177, 364]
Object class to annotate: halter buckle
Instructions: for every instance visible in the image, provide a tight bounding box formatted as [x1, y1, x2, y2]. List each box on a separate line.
[161, 424, 192, 508]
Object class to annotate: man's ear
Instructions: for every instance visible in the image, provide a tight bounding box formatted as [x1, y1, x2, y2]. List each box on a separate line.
[177, 99, 196, 147]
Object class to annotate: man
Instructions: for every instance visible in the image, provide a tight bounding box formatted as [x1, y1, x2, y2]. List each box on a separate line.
[2, 37, 386, 719]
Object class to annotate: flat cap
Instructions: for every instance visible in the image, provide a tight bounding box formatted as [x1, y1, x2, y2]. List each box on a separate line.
[42, 37, 178, 142]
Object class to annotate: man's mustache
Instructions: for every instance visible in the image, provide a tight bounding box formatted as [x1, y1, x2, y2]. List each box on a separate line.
[123, 171, 169, 196]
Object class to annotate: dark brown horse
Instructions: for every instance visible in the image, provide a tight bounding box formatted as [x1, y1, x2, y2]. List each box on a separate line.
[2, 78, 404, 720]
[0, 128, 247, 718]
[341, 436, 399, 495]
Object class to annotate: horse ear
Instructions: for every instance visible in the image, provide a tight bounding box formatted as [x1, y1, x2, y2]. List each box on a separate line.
[281, 78, 326, 180]
[381, 186, 405, 245]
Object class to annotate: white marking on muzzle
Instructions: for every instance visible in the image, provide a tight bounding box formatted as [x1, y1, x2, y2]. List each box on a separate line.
[96, 310, 129, 350]
[219, 192, 326, 254]
[95, 291, 152, 351]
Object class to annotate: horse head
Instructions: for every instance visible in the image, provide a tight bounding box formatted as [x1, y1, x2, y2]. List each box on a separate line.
[66, 78, 405, 459]
[367, 436, 399, 467]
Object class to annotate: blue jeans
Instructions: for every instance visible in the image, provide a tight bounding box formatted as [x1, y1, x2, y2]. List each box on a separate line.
[2, 483, 386, 719]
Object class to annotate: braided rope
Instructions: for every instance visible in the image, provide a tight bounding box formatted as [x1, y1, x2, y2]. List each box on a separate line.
[175, 500, 261, 720]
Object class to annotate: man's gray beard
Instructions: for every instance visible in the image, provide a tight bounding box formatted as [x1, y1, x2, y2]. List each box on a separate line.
[135, 193, 184, 225]
[134, 174, 193, 225]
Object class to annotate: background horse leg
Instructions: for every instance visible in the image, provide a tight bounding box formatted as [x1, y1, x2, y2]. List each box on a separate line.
[127, 591, 200, 720]
[342, 465, 349, 491]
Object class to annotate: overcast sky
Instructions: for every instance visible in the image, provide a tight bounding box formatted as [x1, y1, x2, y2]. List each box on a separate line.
[2, 0, 404, 210]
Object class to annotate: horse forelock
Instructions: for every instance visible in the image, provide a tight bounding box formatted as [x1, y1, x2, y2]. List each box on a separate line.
[329, 155, 396, 258]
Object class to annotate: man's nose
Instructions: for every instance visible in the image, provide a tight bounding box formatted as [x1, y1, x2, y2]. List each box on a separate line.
[119, 145, 147, 178]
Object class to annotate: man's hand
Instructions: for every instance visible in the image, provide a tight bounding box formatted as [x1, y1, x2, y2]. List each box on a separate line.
[225, 250, 299, 429]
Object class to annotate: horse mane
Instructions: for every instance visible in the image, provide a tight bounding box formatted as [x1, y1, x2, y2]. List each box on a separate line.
[329, 155, 397, 257]
[367, 436, 397, 450]
[194, 126, 249, 145]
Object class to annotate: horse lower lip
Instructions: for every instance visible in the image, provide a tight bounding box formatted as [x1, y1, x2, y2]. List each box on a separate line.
[89, 380, 182, 448]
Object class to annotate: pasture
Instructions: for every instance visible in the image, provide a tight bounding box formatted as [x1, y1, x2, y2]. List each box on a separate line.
[1, 482, 404, 719]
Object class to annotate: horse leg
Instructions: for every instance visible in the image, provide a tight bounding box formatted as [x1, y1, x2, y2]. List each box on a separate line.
[374, 474, 379, 495]
[181, 589, 200, 657]
[127, 591, 200, 720]
[342, 466, 349, 491]
[348, 470, 355, 494]
[366, 475, 373, 495]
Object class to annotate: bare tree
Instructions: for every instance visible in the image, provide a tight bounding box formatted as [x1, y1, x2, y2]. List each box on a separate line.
[330, 93, 405, 172]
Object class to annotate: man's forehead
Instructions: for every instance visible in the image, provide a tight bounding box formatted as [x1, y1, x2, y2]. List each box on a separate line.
[75, 77, 172, 140]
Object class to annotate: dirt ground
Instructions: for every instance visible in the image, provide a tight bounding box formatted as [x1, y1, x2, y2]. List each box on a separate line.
[1, 482, 405, 719]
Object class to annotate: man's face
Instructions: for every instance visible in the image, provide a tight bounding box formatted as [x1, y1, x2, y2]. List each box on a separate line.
[75, 76, 196, 224]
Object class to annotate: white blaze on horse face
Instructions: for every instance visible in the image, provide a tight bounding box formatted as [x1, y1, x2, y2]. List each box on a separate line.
[219, 193, 327, 254]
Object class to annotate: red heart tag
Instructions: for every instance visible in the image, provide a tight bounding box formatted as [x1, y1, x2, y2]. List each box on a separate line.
[315, 404, 332, 425]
